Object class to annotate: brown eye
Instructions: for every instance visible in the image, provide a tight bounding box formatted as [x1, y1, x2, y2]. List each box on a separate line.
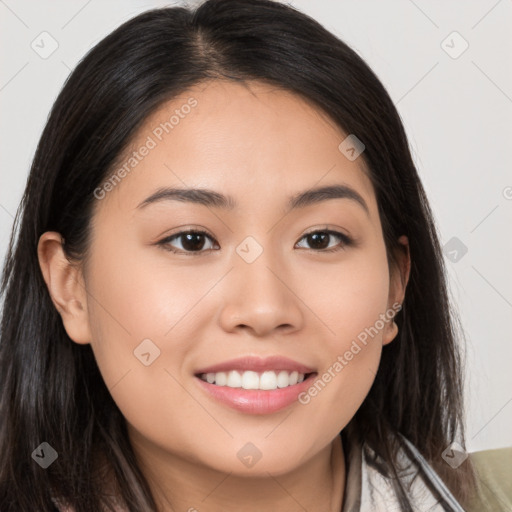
[295, 230, 352, 252]
[158, 230, 217, 254]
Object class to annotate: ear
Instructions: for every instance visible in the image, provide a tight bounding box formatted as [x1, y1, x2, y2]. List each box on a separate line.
[37, 232, 91, 345]
[382, 235, 410, 346]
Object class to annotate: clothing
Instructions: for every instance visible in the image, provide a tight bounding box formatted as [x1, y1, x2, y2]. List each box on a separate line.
[51, 433, 471, 512]
[464, 445, 512, 511]
[342, 432, 466, 511]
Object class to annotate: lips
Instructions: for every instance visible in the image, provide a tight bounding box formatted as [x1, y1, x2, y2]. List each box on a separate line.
[194, 372, 317, 414]
[194, 355, 316, 375]
[193, 355, 318, 414]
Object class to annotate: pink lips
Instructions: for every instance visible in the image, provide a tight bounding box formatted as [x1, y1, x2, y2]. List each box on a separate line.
[194, 355, 316, 375]
[194, 355, 317, 415]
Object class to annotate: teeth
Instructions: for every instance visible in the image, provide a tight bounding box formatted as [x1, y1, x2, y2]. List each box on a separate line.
[199, 370, 305, 389]
[227, 370, 242, 388]
[241, 370, 259, 390]
[215, 372, 227, 386]
[260, 371, 278, 390]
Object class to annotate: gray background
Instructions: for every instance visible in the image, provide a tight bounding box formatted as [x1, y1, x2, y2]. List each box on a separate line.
[1, 0, 511, 452]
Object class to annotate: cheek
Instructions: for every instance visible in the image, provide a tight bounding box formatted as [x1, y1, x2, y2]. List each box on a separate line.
[83, 242, 207, 458]
[86, 233, 210, 345]
[295, 243, 390, 428]
[299, 241, 390, 347]
[83, 238, 195, 390]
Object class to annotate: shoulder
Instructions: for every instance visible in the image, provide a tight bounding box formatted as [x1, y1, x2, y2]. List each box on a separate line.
[464, 446, 512, 511]
[358, 435, 467, 511]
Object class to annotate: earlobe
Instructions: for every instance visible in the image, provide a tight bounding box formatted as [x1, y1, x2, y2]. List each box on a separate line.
[37, 232, 91, 345]
[383, 235, 410, 346]
[382, 318, 399, 346]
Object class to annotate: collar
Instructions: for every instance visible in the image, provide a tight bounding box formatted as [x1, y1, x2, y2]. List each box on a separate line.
[340, 431, 466, 512]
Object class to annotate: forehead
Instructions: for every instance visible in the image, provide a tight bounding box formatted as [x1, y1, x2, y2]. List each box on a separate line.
[96, 79, 377, 217]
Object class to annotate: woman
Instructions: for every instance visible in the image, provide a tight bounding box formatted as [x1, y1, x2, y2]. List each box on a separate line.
[0, 0, 483, 510]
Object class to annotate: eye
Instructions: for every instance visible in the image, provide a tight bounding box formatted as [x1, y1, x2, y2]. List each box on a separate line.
[158, 229, 218, 254]
[295, 229, 353, 253]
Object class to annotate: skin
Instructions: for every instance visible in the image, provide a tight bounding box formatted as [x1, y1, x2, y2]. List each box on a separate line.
[38, 79, 410, 512]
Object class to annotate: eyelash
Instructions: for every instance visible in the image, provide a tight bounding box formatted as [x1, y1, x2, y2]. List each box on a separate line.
[157, 228, 354, 255]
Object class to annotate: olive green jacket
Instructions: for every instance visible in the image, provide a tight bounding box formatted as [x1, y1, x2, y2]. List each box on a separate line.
[465, 446, 512, 511]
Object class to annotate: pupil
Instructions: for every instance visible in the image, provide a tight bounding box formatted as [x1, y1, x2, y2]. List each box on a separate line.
[183, 233, 205, 251]
[309, 232, 328, 249]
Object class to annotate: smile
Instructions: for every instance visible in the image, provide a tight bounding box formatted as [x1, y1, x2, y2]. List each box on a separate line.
[198, 370, 312, 390]
[193, 355, 318, 414]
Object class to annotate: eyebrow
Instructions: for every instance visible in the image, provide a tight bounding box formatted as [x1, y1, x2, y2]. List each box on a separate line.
[136, 184, 370, 216]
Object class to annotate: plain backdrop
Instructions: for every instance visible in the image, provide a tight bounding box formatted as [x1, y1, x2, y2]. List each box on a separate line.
[0, 0, 511, 453]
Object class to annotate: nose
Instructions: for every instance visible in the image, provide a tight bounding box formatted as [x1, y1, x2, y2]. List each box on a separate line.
[218, 249, 304, 338]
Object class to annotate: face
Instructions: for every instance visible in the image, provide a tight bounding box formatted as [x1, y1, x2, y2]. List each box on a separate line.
[39, 80, 409, 482]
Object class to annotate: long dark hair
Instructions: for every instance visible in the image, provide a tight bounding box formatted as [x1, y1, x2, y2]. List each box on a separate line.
[0, 0, 476, 510]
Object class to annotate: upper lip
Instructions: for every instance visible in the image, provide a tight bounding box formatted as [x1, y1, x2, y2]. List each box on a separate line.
[194, 355, 316, 375]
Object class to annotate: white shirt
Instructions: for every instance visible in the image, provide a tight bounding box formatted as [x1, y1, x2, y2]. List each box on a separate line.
[342, 432, 467, 511]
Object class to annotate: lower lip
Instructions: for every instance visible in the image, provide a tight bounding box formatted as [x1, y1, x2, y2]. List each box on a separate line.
[194, 373, 317, 415]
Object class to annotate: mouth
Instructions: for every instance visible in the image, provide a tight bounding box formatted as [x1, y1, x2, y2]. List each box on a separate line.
[193, 355, 318, 414]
